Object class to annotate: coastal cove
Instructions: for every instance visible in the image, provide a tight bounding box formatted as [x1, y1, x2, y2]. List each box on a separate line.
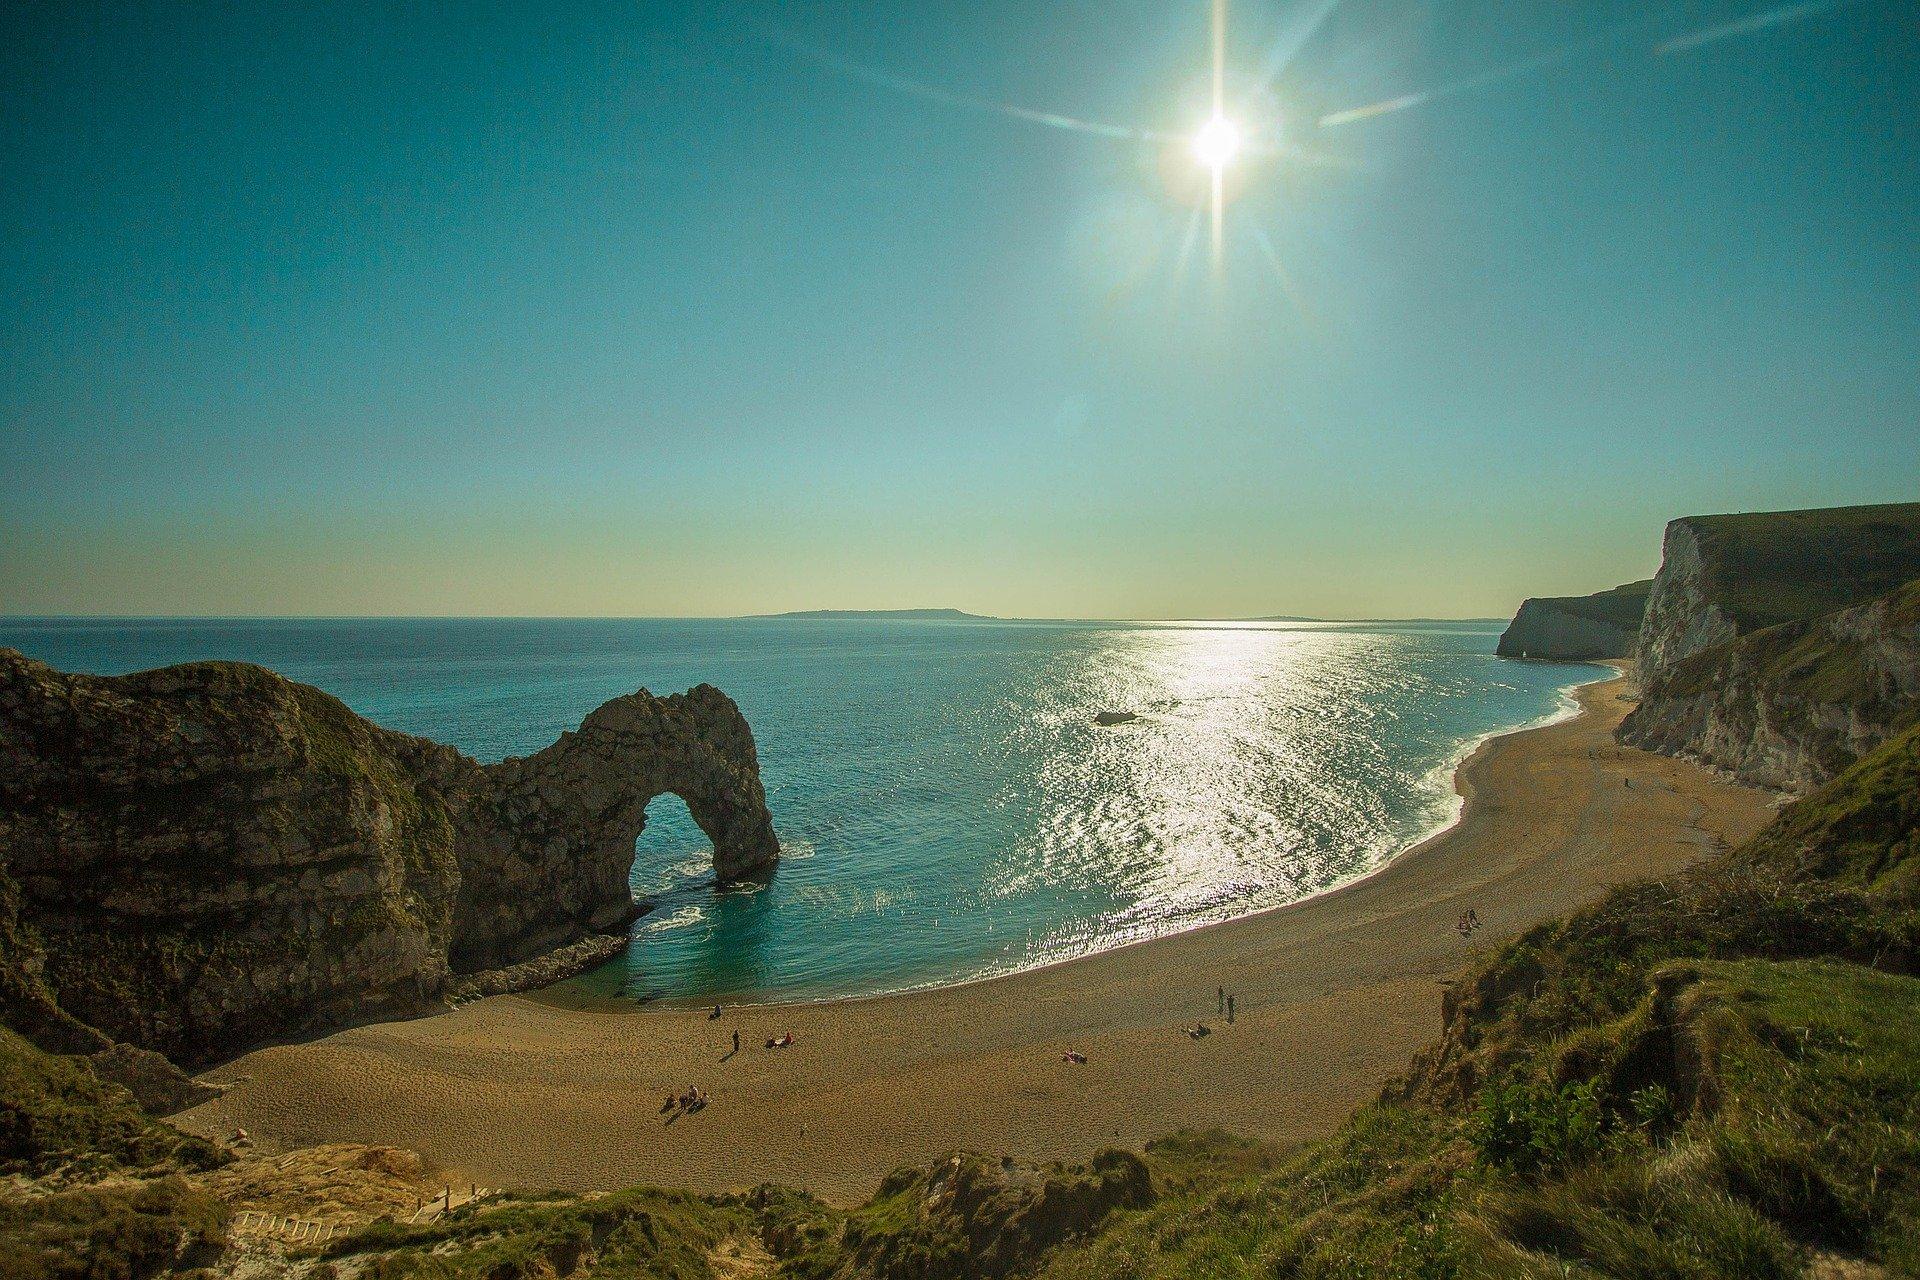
[174, 673, 1775, 1202]
[0, 616, 1602, 1007]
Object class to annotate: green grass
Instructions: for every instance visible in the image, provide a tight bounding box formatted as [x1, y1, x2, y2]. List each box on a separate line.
[1679, 502, 1920, 634]
[0, 1025, 222, 1178]
[0, 1177, 231, 1280]
[319, 1186, 762, 1279]
[1535, 580, 1654, 629]
[0, 1027, 230, 1280]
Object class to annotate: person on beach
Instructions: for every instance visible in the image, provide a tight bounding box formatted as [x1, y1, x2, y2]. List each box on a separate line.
[1227, 993, 1235, 1023]
[1467, 908, 1481, 930]
[732, 1029, 740, 1054]
[1458, 912, 1472, 938]
[710, 1004, 723, 1020]
[1062, 1049, 1087, 1064]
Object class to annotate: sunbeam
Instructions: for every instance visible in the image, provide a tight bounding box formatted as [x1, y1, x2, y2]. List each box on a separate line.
[1318, 38, 1592, 129]
[762, 26, 1162, 142]
[1254, 0, 1344, 97]
[1657, 0, 1865, 55]
[1319, 0, 1878, 130]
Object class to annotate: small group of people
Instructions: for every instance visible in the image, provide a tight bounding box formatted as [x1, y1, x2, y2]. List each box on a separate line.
[1183, 1023, 1212, 1039]
[765, 1031, 796, 1049]
[1061, 1049, 1088, 1064]
[1216, 985, 1237, 1023]
[1456, 908, 1482, 938]
[664, 1084, 709, 1113]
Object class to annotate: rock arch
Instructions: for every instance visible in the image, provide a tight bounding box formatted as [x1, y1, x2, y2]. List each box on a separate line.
[0, 649, 781, 1060]
[448, 684, 781, 970]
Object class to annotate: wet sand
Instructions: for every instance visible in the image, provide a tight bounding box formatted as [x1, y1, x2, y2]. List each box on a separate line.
[179, 671, 1776, 1203]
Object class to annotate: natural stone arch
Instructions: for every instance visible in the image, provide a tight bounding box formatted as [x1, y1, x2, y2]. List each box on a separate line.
[449, 684, 780, 970]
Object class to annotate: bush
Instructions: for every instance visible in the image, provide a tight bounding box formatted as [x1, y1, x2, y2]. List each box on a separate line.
[1471, 1076, 1607, 1174]
[0, 1177, 229, 1280]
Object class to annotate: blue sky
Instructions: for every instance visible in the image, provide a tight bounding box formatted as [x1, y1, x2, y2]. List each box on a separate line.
[2, 1, 1915, 617]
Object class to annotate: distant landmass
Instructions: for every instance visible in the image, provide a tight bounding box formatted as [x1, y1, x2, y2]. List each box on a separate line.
[1240, 615, 1507, 624]
[749, 608, 993, 620]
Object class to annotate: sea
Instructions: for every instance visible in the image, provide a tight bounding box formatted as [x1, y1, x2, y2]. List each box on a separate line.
[0, 616, 1605, 1006]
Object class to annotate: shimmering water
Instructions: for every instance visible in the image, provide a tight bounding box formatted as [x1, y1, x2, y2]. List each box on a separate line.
[0, 617, 1602, 1004]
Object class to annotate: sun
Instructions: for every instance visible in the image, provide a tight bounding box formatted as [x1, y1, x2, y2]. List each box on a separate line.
[1192, 113, 1242, 172]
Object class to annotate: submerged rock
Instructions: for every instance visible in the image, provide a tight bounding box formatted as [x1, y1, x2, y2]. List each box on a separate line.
[1094, 710, 1139, 726]
[0, 649, 779, 1063]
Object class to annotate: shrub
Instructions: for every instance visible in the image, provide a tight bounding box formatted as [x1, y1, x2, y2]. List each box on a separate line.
[1471, 1076, 1607, 1174]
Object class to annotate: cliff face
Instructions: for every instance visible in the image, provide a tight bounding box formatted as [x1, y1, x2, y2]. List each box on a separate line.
[0, 650, 778, 1063]
[1496, 580, 1650, 660]
[1619, 578, 1920, 793]
[1635, 502, 1920, 674]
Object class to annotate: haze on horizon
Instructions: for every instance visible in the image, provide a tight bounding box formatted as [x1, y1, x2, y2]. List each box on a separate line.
[3, 2, 1915, 622]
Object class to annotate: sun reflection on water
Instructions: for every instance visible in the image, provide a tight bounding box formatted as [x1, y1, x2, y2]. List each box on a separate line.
[581, 620, 1599, 1004]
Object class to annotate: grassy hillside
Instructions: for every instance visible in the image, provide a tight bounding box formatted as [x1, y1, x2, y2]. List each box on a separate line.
[0, 1026, 231, 1280]
[1535, 579, 1654, 629]
[1681, 502, 1920, 634]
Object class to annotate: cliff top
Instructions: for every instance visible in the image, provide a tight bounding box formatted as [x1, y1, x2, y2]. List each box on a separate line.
[1673, 501, 1920, 633]
[1517, 578, 1652, 627]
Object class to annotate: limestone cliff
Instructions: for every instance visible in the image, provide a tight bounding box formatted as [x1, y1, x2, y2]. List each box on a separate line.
[1635, 502, 1920, 676]
[1496, 580, 1650, 660]
[0, 649, 778, 1063]
[1618, 577, 1920, 793]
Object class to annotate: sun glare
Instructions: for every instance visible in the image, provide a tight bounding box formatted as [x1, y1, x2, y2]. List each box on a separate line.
[1192, 114, 1242, 171]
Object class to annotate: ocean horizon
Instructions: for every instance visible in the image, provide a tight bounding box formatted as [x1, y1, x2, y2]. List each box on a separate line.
[1, 615, 1604, 1006]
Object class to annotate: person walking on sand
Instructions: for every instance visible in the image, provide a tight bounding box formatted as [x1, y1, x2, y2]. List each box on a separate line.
[1227, 993, 1235, 1023]
[732, 1029, 740, 1055]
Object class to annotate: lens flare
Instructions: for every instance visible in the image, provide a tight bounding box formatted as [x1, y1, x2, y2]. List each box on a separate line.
[1192, 115, 1243, 170]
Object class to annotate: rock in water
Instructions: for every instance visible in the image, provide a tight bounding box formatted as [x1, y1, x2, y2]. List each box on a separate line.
[1094, 710, 1140, 726]
[0, 649, 779, 1063]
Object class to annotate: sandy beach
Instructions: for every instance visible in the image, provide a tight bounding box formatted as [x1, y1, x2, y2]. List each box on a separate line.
[178, 670, 1776, 1203]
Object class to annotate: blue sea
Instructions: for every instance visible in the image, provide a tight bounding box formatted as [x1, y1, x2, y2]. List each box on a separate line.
[0, 617, 1602, 1005]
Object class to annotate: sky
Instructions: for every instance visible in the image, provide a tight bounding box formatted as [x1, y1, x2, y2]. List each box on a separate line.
[2, 1, 1915, 619]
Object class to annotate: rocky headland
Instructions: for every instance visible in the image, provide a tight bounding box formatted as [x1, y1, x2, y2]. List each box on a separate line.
[1633, 502, 1920, 672]
[1495, 579, 1651, 660]
[1616, 503, 1920, 791]
[0, 649, 778, 1065]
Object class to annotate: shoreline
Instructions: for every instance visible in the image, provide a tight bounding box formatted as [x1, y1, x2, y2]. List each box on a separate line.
[179, 670, 1777, 1203]
[563, 661, 1618, 1015]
